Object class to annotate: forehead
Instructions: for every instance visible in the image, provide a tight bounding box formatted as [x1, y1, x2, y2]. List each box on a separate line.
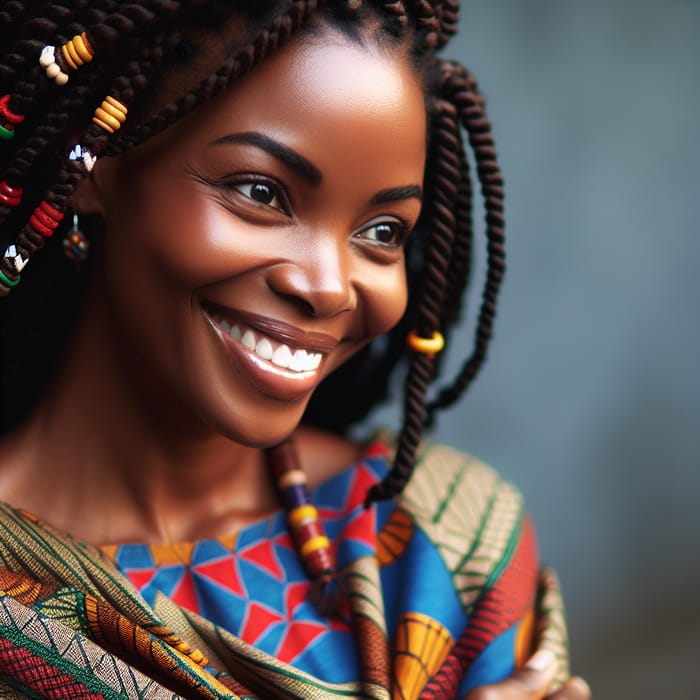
[127, 30, 428, 184]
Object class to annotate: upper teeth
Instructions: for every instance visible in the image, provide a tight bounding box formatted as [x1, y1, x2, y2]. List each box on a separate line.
[213, 316, 322, 373]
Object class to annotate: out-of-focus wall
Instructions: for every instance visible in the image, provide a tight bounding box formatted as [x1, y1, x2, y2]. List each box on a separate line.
[380, 1, 700, 697]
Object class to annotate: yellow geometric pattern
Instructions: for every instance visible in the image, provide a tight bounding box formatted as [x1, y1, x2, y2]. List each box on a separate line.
[393, 612, 453, 700]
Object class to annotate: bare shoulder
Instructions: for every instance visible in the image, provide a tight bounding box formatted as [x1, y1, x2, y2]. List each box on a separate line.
[294, 426, 366, 487]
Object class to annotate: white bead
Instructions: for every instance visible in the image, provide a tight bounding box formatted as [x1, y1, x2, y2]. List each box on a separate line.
[54, 71, 69, 86]
[46, 63, 60, 78]
[39, 46, 55, 68]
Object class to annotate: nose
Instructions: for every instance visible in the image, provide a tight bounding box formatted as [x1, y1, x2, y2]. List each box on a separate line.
[266, 236, 356, 318]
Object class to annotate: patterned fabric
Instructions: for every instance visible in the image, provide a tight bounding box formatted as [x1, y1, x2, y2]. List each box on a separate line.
[0, 440, 569, 698]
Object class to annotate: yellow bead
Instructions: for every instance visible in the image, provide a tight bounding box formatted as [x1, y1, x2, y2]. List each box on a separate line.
[406, 330, 445, 356]
[92, 97, 127, 134]
[61, 43, 79, 70]
[92, 109, 120, 133]
[299, 535, 330, 558]
[74, 33, 94, 62]
[288, 504, 318, 528]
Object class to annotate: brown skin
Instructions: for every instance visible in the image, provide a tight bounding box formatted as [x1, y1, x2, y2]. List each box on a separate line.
[0, 29, 590, 700]
[0, 34, 424, 544]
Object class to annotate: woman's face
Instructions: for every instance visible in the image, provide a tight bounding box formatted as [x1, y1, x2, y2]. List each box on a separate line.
[84, 30, 427, 446]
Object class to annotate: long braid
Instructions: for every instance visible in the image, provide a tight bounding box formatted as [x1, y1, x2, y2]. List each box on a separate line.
[424, 61, 506, 419]
[365, 95, 461, 504]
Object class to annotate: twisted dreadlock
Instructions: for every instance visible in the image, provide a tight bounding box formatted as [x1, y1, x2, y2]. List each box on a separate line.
[0, 0, 505, 505]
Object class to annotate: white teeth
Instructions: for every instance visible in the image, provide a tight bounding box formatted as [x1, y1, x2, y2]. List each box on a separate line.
[213, 314, 323, 373]
[241, 330, 256, 350]
[271, 345, 292, 368]
[289, 350, 305, 372]
[256, 337, 273, 360]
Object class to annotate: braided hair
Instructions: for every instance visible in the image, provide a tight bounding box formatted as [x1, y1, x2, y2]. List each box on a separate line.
[0, 0, 505, 504]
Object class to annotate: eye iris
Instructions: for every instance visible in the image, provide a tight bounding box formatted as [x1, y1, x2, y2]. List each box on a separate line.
[250, 183, 274, 204]
[375, 223, 395, 243]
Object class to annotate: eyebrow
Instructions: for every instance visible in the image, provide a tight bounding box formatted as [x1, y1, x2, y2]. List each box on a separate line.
[210, 131, 422, 205]
[210, 131, 322, 187]
[370, 185, 423, 205]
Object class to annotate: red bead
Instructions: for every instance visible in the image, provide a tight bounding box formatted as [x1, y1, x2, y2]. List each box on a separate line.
[39, 200, 63, 221]
[0, 181, 22, 207]
[29, 213, 54, 237]
[293, 519, 324, 543]
[0, 95, 24, 125]
[29, 201, 63, 237]
[303, 547, 335, 578]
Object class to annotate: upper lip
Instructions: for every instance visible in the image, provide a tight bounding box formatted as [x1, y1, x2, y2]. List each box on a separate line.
[203, 304, 339, 353]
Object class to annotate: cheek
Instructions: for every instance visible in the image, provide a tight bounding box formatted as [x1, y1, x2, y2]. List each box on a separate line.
[362, 263, 408, 338]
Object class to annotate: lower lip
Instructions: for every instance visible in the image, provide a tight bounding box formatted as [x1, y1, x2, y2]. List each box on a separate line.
[204, 313, 323, 402]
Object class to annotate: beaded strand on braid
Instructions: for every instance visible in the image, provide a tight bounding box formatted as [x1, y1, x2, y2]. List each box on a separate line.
[0, 27, 177, 295]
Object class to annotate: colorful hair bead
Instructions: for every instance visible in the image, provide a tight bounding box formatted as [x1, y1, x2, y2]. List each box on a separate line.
[4, 244, 28, 274]
[29, 201, 64, 238]
[0, 267, 19, 289]
[92, 96, 128, 134]
[39, 45, 69, 85]
[61, 33, 94, 71]
[0, 181, 23, 208]
[407, 329, 445, 357]
[0, 95, 24, 140]
[69, 144, 97, 172]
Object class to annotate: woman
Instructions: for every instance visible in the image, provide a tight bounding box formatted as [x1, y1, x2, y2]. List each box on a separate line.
[0, 1, 589, 698]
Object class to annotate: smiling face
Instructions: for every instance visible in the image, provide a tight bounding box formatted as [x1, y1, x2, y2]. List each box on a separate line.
[81, 29, 427, 447]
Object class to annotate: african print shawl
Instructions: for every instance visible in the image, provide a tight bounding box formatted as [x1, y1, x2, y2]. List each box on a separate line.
[0, 440, 570, 698]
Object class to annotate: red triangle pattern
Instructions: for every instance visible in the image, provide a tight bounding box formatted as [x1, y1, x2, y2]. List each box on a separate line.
[343, 465, 379, 512]
[339, 506, 376, 549]
[193, 556, 246, 598]
[284, 581, 309, 618]
[238, 540, 284, 581]
[240, 601, 284, 645]
[125, 569, 155, 591]
[275, 620, 326, 664]
[170, 570, 200, 614]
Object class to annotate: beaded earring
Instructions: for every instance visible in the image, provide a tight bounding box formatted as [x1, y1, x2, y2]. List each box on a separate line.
[63, 214, 90, 267]
[265, 437, 339, 612]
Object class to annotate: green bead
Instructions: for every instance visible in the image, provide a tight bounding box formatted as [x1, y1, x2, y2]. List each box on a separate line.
[0, 125, 14, 140]
[0, 269, 19, 288]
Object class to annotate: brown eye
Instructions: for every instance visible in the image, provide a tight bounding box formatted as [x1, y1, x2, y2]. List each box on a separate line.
[356, 219, 407, 247]
[250, 183, 275, 204]
[234, 180, 286, 212]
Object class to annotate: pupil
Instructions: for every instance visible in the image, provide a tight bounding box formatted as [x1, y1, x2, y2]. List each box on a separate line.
[376, 224, 394, 243]
[251, 183, 274, 204]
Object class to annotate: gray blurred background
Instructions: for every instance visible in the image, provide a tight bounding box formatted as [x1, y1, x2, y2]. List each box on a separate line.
[381, 1, 699, 698]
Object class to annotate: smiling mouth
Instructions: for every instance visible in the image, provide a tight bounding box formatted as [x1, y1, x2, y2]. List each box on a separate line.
[205, 308, 324, 374]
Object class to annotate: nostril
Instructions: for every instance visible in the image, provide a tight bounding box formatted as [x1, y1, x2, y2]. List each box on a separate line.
[280, 292, 316, 318]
